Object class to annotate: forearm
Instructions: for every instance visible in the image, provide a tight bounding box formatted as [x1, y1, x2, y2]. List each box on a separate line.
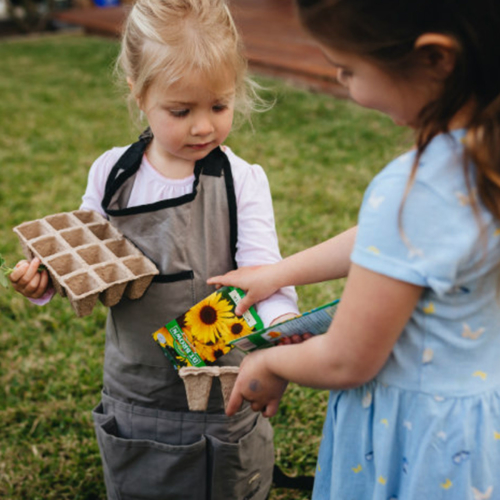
[272, 226, 357, 288]
[261, 263, 422, 389]
[262, 334, 359, 389]
[208, 227, 357, 315]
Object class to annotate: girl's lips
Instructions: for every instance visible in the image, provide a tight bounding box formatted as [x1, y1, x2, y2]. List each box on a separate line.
[190, 142, 212, 150]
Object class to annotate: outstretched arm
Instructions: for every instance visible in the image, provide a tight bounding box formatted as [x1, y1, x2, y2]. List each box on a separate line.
[208, 226, 357, 315]
[226, 263, 422, 417]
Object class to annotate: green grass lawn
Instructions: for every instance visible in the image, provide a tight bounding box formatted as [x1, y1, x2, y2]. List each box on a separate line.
[0, 34, 411, 499]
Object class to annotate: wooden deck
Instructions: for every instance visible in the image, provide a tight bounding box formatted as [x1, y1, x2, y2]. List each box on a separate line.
[55, 0, 346, 96]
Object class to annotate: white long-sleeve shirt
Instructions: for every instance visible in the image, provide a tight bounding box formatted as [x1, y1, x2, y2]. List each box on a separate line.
[79, 144, 298, 326]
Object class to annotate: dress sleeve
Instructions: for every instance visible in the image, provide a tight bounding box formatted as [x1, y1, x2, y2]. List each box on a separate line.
[229, 151, 299, 326]
[351, 171, 480, 296]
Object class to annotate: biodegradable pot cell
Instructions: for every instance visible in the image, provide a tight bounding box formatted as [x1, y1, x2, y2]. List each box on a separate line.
[122, 255, 159, 299]
[31, 235, 67, 258]
[218, 366, 240, 410]
[105, 238, 141, 258]
[46, 252, 85, 297]
[77, 244, 114, 266]
[15, 220, 52, 241]
[73, 209, 105, 225]
[63, 271, 101, 317]
[179, 366, 220, 411]
[94, 262, 132, 307]
[46, 253, 83, 277]
[45, 213, 77, 231]
[88, 222, 121, 241]
[60, 227, 96, 248]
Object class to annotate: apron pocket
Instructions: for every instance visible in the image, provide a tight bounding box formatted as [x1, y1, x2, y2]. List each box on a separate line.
[206, 415, 274, 500]
[92, 402, 207, 500]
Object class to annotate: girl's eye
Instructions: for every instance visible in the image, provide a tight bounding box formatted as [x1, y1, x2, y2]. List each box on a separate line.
[170, 109, 189, 117]
[213, 104, 228, 112]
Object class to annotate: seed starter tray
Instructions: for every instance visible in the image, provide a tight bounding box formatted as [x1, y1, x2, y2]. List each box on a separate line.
[13, 210, 159, 317]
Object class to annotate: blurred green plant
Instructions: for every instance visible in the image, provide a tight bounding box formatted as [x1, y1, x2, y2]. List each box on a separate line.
[0, 254, 14, 288]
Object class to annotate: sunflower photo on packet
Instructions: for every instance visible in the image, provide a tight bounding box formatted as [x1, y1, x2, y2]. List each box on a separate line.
[152, 286, 264, 368]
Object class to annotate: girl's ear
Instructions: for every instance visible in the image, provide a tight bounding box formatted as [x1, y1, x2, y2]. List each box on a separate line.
[414, 33, 458, 78]
[126, 77, 134, 91]
[126, 77, 143, 110]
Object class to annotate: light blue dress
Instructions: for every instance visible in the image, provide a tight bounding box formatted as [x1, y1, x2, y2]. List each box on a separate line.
[313, 130, 500, 500]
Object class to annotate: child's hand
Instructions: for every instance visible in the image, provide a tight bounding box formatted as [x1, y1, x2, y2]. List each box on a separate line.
[9, 258, 50, 299]
[277, 333, 313, 345]
[208, 265, 280, 316]
[226, 350, 288, 418]
[269, 314, 313, 345]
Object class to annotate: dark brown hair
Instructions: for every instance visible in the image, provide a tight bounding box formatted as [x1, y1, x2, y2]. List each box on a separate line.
[295, 0, 500, 220]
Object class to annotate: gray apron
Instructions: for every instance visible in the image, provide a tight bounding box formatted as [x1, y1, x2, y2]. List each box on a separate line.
[91, 133, 274, 500]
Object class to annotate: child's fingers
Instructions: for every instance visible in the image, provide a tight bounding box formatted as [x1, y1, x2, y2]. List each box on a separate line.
[234, 295, 255, 316]
[225, 388, 244, 416]
[206, 274, 234, 287]
[262, 400, 280, 418]
[23, 272, 43, 296]
[9, 260, 30, 282]
[10, 259, 49, 298]
[31, 270, 50, 299]
[18, 258, 42, 286]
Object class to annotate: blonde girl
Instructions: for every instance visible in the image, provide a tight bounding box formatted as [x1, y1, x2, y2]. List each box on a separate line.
[10, 0, 298, 498]
[209, 0, 500, 498]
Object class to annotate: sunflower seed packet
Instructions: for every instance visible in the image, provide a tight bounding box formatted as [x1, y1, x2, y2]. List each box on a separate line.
[152, 286, 264, 368]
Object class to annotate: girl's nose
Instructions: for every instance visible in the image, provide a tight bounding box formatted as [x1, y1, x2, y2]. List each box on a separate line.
[191, 114, 215, 136]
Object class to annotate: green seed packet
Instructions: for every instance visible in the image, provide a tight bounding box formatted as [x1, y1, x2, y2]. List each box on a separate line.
[229, 299, 339, 353]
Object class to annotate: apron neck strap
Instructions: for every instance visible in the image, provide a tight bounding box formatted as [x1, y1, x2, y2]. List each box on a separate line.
[102, 130, 152, 211]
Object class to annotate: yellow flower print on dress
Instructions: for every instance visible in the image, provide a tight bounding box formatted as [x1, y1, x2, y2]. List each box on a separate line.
[441, 479, 453, 489]
[472, 371, 487, 380]
[185, 291, 233, 344]
[423, 302, 435, 314]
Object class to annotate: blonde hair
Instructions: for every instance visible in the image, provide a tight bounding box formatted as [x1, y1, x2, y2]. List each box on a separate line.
[116, 0, 266, 125]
